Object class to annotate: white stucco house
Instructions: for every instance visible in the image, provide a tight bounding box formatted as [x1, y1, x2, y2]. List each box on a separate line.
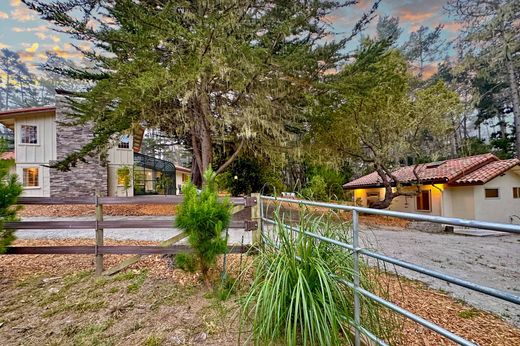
[343, 153, 520, 224]
[0, 104, 191, 197]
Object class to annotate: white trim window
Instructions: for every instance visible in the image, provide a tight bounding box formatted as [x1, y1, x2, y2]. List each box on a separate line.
[118, 135, 130, 149]
[20, 125, 38, 144]
[22, 167, 39, 188]
[484, 188, 499, 199]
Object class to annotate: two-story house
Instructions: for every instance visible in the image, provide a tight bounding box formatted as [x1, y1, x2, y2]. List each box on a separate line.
[0, 101, 191, 197]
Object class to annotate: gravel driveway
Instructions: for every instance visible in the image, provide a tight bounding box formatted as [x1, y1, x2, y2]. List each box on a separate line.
[360, 227, 520, 327]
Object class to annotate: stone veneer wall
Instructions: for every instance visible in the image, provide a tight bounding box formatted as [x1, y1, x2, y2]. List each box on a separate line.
[49, 98, 108, 197]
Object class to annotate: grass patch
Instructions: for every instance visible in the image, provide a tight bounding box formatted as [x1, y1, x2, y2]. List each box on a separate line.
[43, 300, 107, 317]
[458, 308, 480, 319]
[143, 335, 164, 346]
[71, 319, 114, 345]
[127, 270, 148, 293]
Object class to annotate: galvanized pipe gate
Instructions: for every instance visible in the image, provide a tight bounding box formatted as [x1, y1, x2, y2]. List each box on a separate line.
[260, 195, 520, 346]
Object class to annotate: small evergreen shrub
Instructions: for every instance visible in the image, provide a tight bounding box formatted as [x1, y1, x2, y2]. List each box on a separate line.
[175, 168, 232, 282]
[175, 253, 198, 273]
[0, 139, 23, 254]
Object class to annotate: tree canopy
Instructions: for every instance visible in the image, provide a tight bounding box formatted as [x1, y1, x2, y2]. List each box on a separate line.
[24, 0, 376, 185]
[309, 42, 461, 208]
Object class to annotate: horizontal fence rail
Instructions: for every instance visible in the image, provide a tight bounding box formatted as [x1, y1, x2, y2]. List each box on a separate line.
[17, 195, 253, 206]
[260, 195, 520, 346]
[5, 245, 250, 255]
[262, 196, 520, 234]
[2, 194, 260, 275]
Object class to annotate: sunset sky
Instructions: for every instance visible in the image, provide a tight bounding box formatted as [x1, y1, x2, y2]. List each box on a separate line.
[0, 0, 461, 76]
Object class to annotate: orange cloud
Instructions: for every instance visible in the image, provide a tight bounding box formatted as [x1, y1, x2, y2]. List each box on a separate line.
[422, 63, 438, 79]
[0, 11, 9, 20]
[13, 25, 48, 33]
[35, 32, 48, 40]
[52, 44, 84, 59]
[398, 9, 436, 22]
[25, 43, 39, 53]
[444, 22, 463, 32]
[11, 6, 36, 21]
[0, 42, 11, 49]
[10, 0, 21, 6]
[355, 0, 372, 10]
[50, 35, 61, 43]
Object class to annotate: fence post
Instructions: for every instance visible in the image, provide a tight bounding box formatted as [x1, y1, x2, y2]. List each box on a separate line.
[352, 210, 361, 346]
[251, 193, 261, 246]
[95, 194, 104, 276]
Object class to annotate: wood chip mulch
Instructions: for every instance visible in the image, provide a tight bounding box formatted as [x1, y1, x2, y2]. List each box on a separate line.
[18, 204, 177, 217]
[1, 238, 518, 345]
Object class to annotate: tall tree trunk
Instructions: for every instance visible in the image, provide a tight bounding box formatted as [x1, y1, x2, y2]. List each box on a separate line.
[505, 47, 520, 158]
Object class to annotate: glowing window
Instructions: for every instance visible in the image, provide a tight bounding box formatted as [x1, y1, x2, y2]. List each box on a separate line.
[23, 167, 39, 187]
[416, 190, 431, 211]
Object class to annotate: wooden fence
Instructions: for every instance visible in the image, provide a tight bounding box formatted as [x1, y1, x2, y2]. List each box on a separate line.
[3, 194, 259, 275]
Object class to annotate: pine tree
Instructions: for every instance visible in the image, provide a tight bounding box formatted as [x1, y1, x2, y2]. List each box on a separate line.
[175, 168, 232, 283]
[23, 0, 373, 185]
[0, 140, 23, 254]
[447, 0, 520, 157]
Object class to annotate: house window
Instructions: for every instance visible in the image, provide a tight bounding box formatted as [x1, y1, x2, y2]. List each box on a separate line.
[20, 125, 38, 144]
[366, 192, 380, 207]
[416, 190, 431, 211]
[22, 167, 39, 187]
[485, 188, 499, 199]
[513, 187, 520, 199]
[118, 135, 130, 149]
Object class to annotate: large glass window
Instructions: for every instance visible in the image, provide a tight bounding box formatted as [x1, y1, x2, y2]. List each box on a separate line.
[23, 167, 39, 187]
[416, 190, 431, 211]
[20, 125, 38, 144]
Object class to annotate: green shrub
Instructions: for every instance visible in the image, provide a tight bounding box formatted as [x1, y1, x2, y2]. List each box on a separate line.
[301, 175, 327, 201]
[176, 168, 232, 282]
[242, 210, 398, 345]
[175, 253, 198, 272]
[0, 139, 22, 254]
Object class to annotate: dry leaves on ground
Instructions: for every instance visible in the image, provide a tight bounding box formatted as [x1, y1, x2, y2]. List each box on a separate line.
[1, 238, 518, 345]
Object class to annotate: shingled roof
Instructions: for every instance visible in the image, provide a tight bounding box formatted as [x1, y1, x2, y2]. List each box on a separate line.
[343, 153, 519, 189]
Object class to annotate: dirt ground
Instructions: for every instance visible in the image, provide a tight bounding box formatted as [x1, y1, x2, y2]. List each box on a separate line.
[1, 239, 519, 345]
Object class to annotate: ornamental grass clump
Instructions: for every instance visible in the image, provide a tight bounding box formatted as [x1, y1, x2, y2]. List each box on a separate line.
[175, 168, 232, 283]
[242, 210, 398, 345]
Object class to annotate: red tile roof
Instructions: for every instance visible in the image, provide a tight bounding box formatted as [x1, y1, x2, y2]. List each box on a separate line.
[453, 158, 520, 185]
[343, 153, 516, 189]
[0, 151, 15, 160]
